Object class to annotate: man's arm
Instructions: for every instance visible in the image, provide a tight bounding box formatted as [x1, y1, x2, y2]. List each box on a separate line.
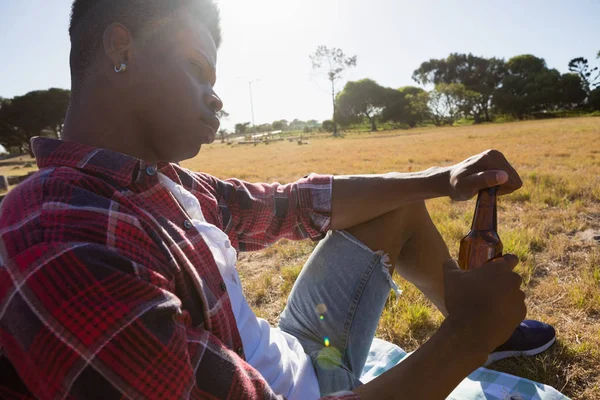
[331, 149, 523, 230]
[331, 168, 449, 230]
[353, 318, 487, 400]
[354, 256, 527, 400]
[201, 172, 333, 251]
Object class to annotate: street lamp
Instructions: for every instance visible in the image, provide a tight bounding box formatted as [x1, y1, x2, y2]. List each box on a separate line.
[237, 77, 260, 136]
[248, 79, 259, 134]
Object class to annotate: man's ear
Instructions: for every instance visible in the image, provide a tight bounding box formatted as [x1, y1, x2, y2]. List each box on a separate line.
[103, 23, 133, 68]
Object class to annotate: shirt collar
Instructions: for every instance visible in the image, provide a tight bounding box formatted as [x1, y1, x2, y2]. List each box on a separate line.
[32, 137, 167, 187]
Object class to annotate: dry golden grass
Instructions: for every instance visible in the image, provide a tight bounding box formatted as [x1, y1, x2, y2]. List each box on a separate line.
[183, 117, 600, 399]
[0, 156, 37, 194]
[4, 119, 597, 397]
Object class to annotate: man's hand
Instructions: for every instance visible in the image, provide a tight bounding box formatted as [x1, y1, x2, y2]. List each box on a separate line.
[448, 149, 523, 201]
[443, 255, 527, 355]
[353, 254, 527, 400]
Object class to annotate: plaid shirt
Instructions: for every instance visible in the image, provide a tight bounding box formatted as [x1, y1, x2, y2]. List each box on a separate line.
[0, 137, 359, 400]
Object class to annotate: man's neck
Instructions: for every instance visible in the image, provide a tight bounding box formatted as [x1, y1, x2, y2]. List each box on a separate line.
[61, 88, 159, 164]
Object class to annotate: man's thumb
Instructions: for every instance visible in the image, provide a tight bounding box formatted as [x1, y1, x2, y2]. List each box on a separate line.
[443, 259, 461, 275]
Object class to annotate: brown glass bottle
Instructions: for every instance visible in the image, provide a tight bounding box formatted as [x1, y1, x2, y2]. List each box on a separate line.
[458, 186, 503, 270]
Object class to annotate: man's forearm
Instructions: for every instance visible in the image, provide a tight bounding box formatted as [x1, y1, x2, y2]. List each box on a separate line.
[330, 167, 450, 230]
[352, 317, 487, 400]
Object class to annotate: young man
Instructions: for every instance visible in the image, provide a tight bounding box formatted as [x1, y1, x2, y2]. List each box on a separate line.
[0, 1, 555, 399]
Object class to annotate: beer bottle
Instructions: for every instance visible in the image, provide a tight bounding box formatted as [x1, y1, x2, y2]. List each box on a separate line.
[458, 186, 503, 270]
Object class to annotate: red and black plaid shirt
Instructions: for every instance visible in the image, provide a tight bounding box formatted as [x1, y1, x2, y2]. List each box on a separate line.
[0, 137, 359, 400]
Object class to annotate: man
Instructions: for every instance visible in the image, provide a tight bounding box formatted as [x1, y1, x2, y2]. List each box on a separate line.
[0, 1, 555, 399]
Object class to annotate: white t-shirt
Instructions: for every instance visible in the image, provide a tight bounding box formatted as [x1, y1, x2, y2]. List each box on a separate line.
[158, 173, 321, 400]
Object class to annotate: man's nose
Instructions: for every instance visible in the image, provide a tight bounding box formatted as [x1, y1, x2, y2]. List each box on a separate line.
[205, 91, 223, 113]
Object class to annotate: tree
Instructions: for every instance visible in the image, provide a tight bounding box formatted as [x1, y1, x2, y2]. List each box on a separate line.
[380, 86, 429, 127]
[216, 110, 230, 142]
[428, 84, 468, 126]
[216, 110, 230, 120]
[256, 123, 272, 133]
[234, 122, 251, 134]
[218, 129, 229, 143]
[413, 53, 506, 122]
[493, 55, 562, 119]
[568, 57, 599, 94]
[310, 46, 357, 136]
[336, 79, 388, 131]
[272, 120, 288, 131]
[588, 87, 600, 111]
[289, 119, 306, 131]
[0, 88, 70, 155]
[443, 83, 484, 121]
[0, 98, 24, 153]
[557, 73, 587, 109]
[306, 120, 320, 128]
[322, 120, 335, 132]
[428, 89, 450, 126]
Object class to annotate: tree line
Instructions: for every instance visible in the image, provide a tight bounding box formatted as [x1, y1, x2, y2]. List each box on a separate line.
[0, 89, 70, 155]
[335, 52, 600, 131]
[1, 50, 598, 155]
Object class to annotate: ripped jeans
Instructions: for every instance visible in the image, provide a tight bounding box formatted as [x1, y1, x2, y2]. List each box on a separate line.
[279, 230, 401, 396]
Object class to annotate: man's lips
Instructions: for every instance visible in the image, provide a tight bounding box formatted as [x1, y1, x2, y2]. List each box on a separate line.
[202, 116, 220, 133]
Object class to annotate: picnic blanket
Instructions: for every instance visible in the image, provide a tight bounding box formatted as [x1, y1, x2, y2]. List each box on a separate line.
[360, 338, 569, 400]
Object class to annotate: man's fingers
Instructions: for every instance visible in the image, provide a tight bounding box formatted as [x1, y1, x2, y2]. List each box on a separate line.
[443, 259, 460, 274]
[489, 151, 523, 196]
[486, 254, 519, 271]
[483, 150, 523, 196]
[502, 254, 519, 270]
[460, 170, 509, 195]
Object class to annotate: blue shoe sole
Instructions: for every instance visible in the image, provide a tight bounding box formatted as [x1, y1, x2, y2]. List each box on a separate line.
[484, 336, 556, 366]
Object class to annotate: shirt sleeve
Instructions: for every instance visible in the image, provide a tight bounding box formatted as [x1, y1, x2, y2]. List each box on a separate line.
[209, 173, 333, 251]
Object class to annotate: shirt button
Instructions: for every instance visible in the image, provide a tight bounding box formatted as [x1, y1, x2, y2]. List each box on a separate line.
[145, 166, 157, 176]
[220, 282, 227, 292]
[183, 220, 193, 230]
[236, 347, 244, 356]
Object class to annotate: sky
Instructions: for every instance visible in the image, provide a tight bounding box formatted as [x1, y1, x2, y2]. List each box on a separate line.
[1, 0, 599, 132]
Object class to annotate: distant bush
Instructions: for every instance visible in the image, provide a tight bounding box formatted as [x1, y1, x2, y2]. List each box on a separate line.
[322, 120, 335, 132]
[493, 114, 517, 123]
[588, 88, 600, 111]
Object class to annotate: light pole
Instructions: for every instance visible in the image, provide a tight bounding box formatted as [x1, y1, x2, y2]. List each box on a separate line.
[248, 79, 259, 134]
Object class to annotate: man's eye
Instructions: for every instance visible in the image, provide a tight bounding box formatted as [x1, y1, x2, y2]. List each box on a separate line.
[191, 62, 207, 81]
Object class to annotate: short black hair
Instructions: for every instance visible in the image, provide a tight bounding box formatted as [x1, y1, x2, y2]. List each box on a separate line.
[68, 0, 221, 86]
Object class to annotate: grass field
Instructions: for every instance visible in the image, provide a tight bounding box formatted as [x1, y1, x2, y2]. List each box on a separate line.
[182, 117, 600, 399]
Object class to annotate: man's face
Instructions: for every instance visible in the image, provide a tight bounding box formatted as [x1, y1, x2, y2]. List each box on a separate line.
[129, 9, 222, 162]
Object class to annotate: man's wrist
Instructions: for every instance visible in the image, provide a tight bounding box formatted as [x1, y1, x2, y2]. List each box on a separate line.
[386, 166, 452, 200]
[424, 166, 452, 198]
[440, 316, 490, 366]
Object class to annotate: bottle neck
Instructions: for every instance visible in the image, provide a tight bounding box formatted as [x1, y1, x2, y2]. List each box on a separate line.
[471, 186, 498, 231]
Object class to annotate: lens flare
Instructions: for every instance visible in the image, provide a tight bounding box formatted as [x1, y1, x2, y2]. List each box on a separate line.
[315, 303, 328, 314]
[324, 337, 330, 347]
[319, 315, 324, 320]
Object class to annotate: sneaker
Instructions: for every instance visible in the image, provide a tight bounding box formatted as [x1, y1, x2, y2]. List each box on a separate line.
[485, 320, 556, 366]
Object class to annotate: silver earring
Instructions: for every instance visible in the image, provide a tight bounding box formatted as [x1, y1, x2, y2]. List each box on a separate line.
[114, 63, 127, 73]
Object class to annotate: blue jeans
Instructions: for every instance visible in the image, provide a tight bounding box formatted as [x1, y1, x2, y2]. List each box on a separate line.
[279, 230, 400, 396]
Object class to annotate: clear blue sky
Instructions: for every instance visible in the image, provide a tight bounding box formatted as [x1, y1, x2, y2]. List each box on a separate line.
[1, 0, 599, 131]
